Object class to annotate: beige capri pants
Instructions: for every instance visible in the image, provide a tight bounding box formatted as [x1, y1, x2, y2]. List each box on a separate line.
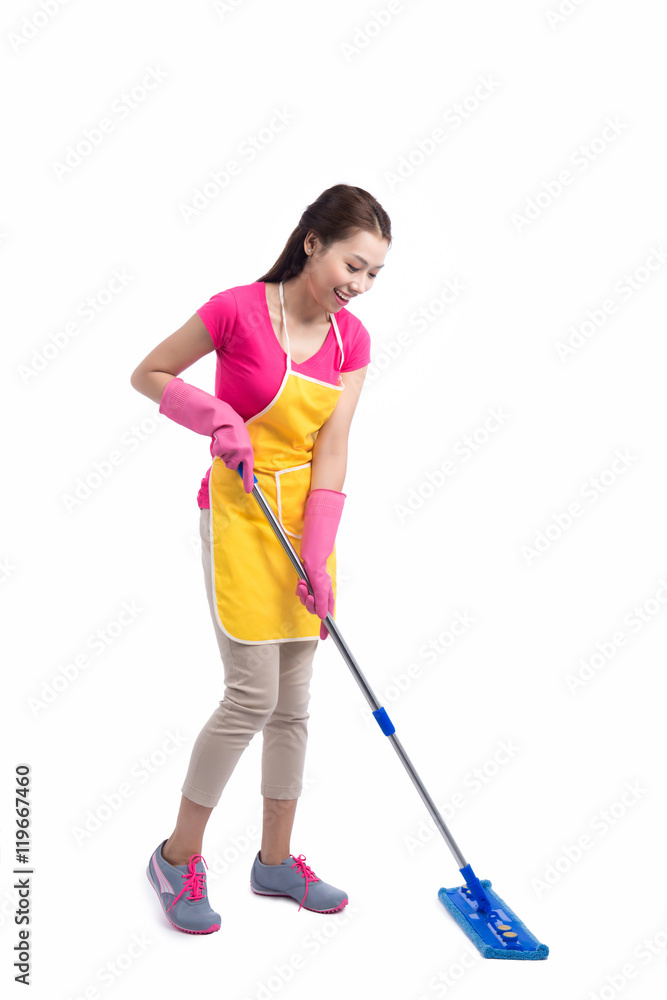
[180, 508, 319, 807]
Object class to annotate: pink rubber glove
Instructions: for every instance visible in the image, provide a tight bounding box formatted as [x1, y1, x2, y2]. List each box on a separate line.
[295, 489, 346, 640]
[159, 377, 255, 493]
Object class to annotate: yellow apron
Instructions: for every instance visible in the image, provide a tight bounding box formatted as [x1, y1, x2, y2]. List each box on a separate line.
[208, 281, 346, 644]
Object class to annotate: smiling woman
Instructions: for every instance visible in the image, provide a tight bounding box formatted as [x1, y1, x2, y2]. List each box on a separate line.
[130, 183, 391, 934]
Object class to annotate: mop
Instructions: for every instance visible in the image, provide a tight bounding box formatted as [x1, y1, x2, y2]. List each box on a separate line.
[237, 466, 549, 960]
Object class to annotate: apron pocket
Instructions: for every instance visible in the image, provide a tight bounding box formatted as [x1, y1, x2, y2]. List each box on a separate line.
[275, 463, 312, 537]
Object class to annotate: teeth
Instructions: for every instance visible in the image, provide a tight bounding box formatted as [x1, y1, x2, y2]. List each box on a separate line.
[336, 289, 350, 300]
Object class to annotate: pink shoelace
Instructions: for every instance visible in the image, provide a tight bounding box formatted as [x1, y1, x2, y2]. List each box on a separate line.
[167, 854, 208, 913]
[290, 854, 320, 911]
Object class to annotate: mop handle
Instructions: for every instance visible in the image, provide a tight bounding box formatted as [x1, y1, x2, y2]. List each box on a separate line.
[236, 462, 468, 871]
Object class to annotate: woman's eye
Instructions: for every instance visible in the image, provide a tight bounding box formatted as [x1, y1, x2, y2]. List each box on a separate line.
[347, 265, 377, 278]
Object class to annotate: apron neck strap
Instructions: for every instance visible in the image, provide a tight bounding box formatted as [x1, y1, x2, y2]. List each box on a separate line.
[278, 280, 292, 367]
[279, 280, 346, 372]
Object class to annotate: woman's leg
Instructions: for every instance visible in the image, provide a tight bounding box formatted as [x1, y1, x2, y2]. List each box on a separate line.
[163, 795, 213, 866]
[162, 508, 281, 860]
[259, 797, 298, 865]
[250, 639, 348, 915]
[179, 636, 279, 808]
[259, 638, 318, 863]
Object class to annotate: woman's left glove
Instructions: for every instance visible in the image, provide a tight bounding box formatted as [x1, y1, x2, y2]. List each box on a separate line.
[295, 488, 346, 640]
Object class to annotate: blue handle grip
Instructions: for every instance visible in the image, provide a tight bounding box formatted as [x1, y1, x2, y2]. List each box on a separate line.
[372, 707, 396, 736]
[237, 461, 258, 486]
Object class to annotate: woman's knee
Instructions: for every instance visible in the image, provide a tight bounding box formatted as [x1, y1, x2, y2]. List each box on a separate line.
[217, 687, 279, 732]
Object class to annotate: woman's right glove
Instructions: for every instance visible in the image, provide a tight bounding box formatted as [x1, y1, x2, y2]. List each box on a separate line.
[159, 377, 255, 493]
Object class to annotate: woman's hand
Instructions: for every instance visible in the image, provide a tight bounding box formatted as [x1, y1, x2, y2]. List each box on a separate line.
[210, 415, 255, 493]
[295, 489, 346, 640]
[295, 570, 335, 640]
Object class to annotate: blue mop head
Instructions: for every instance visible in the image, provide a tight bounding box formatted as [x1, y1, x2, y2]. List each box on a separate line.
[438, 872, 549, 960]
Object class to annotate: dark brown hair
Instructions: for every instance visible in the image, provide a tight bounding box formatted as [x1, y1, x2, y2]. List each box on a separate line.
[256, 184, 391, 283]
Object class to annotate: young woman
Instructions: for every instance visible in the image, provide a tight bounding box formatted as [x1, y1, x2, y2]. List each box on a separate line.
[131, 184, 391, 934]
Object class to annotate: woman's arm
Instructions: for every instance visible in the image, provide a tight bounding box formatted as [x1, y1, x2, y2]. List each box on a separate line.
[131, 311, 255, 491]
[130, 313, 216, 404]
[310, 366, 368, 492]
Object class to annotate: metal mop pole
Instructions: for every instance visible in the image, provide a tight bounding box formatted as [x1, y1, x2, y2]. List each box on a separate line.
[240, 468, 468, 871]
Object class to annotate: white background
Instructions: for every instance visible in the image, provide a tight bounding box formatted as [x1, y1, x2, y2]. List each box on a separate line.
[2, 0, 666, 997]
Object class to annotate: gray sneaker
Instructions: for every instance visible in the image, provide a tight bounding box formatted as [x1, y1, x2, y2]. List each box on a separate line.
[146, 840, 221, 934]
[250, 851, 348, 913]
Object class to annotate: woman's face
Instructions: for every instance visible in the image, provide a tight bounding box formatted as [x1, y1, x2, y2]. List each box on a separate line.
[308, 230, 389, 313]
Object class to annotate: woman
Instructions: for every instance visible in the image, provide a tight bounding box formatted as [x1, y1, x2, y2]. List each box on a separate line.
[131, 183, 391, 934]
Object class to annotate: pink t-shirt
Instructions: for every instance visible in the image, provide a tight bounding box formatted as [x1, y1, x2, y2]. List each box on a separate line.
[194, 281, 371, 507]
